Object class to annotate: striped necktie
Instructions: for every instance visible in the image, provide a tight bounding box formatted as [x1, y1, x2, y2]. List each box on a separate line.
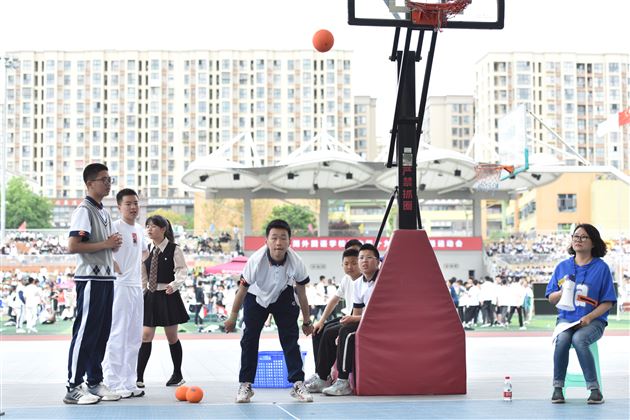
[148, 248, 159, 292]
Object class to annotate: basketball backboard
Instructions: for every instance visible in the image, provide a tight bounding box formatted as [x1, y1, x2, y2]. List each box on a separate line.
[498, 104, 530, 176]
[348, 0, 504, 30]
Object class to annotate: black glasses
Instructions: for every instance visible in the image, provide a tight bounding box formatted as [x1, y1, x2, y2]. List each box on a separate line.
[92, 176, 113, 184]
[572, 235, 590, 242]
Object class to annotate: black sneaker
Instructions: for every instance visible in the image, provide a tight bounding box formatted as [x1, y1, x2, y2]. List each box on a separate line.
[551, 387, 565, 403]
[166, 373, 185, 387]
[587, 389, 604, 404]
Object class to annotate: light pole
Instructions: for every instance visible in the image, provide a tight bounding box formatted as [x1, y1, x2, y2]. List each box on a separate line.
[1, 56, 17, 244]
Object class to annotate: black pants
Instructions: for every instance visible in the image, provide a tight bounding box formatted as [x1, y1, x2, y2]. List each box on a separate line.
[465, 305, 480, 324]
[314, 321, 344, 380]
[507, 306, 524, 327]
[336, 323, 359, 380]
[193, 304, 203, 325]
[311, 317, 341, 365]
[481, 301, 495, 325]
[239, 287, 304, 383]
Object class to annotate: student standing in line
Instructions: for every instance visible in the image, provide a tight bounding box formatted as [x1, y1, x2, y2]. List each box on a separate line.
[224, 219, 314, 403]
[102, 188, 148, 398]
[64, 163, 123, 405]
[136, 215, 189, 388]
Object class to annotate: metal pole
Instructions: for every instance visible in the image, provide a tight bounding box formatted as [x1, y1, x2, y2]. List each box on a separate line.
[1, 58, 11, 244]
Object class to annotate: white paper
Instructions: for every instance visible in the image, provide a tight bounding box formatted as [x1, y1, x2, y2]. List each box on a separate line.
[551, 321, 581, 343]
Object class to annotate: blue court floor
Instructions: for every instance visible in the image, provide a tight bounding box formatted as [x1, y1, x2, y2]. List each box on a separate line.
[1, 335, 628, 419]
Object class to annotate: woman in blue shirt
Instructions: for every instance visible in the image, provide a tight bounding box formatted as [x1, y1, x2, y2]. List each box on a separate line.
[545, 224, 616, 405]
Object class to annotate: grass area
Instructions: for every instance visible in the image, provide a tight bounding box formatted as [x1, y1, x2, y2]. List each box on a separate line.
[1, 313, 628, 337]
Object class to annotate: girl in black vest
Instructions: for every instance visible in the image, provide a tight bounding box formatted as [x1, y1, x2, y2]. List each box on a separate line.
[136, 215, 189, 388]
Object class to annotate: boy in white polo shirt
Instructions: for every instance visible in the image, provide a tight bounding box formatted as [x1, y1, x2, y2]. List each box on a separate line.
[224, 219, 314, 403]
[102, 188, 148, 398]
[322, 243, 380, 396]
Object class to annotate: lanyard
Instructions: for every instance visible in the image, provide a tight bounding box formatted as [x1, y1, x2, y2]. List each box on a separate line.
[572, 258, 591, 285]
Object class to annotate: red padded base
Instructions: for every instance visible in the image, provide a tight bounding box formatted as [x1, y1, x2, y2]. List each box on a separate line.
[354, 230, 466, 395]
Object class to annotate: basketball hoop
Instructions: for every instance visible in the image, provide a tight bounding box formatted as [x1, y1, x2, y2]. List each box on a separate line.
[472, 163, 514, 191]
[405, 0, 472, 31]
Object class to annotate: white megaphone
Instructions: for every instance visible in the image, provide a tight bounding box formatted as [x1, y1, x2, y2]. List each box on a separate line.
[556, 275, 576, 311]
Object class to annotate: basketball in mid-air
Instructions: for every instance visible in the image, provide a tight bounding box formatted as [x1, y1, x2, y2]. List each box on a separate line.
[175, 385, 189, 401]
[186, 386, 204, 403]
[313, 29, 334, 53]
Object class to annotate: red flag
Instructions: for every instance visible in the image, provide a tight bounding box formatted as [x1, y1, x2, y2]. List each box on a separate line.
[619, 108, 630, 126]
[18, 221, 27, 232]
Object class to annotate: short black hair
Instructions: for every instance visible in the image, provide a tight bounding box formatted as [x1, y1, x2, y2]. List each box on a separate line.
[342, 248, 359, 259]
[568, 223, 607, 258]
[359, 243, 379, 260]
[83, 163, 108, 183]
[345, 239, 363, 249]
[265, 219, 291, 238]
[116, 188, 138, 205]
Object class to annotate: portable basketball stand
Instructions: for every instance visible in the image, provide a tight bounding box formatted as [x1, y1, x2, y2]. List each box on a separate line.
[346, 0, 505, 396]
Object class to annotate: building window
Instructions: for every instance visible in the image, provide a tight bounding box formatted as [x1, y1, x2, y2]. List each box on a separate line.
[557, 194, 576, 212]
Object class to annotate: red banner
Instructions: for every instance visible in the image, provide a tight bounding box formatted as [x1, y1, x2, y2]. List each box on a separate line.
[244, 236, 482, 252]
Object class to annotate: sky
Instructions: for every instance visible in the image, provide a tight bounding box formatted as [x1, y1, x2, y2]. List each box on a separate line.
[2, 0, 629, 137]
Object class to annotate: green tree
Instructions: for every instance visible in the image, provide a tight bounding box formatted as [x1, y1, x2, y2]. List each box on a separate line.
[5, 177, 53, 228]
[264, 204, 317, 236]
[147, 208, 194, 229]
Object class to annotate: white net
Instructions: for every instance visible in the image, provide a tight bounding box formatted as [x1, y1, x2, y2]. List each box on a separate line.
[472, 163, 502, 191]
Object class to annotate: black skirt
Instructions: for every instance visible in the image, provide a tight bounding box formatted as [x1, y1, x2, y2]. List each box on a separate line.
[143, 289, 189, 327]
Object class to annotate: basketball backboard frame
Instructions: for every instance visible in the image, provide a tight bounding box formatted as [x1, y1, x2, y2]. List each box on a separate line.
[348, 0, 504, 30]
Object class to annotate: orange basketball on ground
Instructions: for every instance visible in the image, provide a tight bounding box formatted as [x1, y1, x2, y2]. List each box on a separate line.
[175, 385, 189, 401]
[313, 29, 334, 52]
[186, 386, 204, 403]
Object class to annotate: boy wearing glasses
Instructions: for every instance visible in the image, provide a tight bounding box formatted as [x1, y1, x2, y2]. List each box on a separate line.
[64, 163, 123, 405]
[319, 243, 380, 396]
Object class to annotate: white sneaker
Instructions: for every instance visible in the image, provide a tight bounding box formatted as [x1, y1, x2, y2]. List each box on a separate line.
[27, 327, 38, 333]
[115, 389, 133, 399]
[519, 326, 527, 330]
[290, 381, 313, 402]
[304, 373, 319, 385]
[322, 378, 352, 396]
[306, 376, 332, 393]
[236, 382, 254, 403]
[87, 382, 122, 401]
[16, 328, 26, 333]
[63, 384, 101, 405]
[130, 389, 145, 397]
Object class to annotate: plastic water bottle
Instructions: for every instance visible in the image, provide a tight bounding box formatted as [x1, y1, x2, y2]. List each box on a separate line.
[503, 376, 513, 401]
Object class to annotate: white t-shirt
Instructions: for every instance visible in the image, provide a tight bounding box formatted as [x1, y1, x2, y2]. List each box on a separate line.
[112, 219, 148, 287]
[23, 284, 42, 307]
[243, 246, 309, 308]
[353, 271, 378, 310]
[336, 274, 358, 315]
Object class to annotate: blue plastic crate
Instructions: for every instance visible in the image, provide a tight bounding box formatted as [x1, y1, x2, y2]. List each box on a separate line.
[253, 350, 307, 388]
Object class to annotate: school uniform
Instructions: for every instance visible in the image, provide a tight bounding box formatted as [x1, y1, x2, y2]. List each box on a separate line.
[67, 196, 116, 388]
[142, 238, 189, 327]
[311, 273, 358, 367]
[238, 246, 309, 384]
[136, 237, 189, 387]
[102, 219, 148, 395]
[336, 270, 378, 380]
